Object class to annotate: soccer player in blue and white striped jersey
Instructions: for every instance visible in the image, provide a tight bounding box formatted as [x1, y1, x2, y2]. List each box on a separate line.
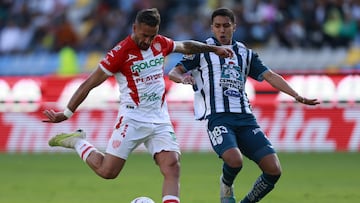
[169, 7, 320, 203]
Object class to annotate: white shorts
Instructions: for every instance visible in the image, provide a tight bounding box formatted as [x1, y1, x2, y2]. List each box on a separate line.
[106, 116, 181, 160]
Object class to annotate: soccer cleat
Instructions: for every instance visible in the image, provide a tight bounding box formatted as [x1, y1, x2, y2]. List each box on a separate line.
[220, 175, 236, 203]
[48, 129, 86, 148]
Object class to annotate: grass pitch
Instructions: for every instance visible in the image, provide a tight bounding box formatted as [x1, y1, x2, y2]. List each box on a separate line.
[0, 152, 359, 203]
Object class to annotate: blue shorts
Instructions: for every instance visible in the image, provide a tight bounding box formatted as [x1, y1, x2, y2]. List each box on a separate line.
[207, 113, 276, 163]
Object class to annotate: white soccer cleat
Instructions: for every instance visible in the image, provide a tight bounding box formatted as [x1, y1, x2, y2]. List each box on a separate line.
[48, 129, 86, 148]
[220, 175, 236, 203]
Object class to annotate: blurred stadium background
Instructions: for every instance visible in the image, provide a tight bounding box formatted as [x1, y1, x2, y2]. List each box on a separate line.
[1, 0, 360, 153]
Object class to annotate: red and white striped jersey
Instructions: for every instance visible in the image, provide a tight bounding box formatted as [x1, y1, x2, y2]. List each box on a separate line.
[99, 35, 175, 123]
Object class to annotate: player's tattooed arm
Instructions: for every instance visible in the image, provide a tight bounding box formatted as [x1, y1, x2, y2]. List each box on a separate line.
[174, 40, 233, 58]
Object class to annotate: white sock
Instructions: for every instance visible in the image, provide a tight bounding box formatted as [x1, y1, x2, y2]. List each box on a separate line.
[162, 195, 180, 203]
[74, 139, 97, 162]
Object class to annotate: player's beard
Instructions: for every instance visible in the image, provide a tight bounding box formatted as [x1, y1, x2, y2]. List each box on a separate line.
[139, 42, 150, 50]
[133, 35, 151, 50]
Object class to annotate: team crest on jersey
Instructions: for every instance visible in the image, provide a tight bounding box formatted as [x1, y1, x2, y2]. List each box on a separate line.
[220, 63, 244, 97]
[153, 43, 161, 52]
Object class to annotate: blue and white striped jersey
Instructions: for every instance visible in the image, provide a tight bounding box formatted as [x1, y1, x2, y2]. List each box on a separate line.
[178, 37, 270, 120]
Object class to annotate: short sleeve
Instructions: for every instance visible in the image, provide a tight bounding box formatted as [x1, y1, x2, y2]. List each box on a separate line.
[179, 53, 201, 71]
[155, 35, 175, 56]
[248, 52, 269, 81]
[99, 44, 125, 75]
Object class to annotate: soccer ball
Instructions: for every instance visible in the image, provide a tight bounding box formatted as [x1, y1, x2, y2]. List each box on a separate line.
[130, 196, 155, 203]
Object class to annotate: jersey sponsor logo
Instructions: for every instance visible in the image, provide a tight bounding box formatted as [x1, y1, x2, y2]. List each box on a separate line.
[220, 63, 244, 97]
[126, 54, 137, 62]
[224, 89, 241, 97]
[140, 92, 162, 102]
[135, 73, 163, 83]
[131, 56, 165, 73]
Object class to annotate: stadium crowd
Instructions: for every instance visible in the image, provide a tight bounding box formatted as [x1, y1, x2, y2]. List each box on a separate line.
[1, 0, 360, 55]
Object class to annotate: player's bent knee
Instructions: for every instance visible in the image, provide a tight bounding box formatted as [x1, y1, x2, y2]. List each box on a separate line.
[222, 148, 243, 168]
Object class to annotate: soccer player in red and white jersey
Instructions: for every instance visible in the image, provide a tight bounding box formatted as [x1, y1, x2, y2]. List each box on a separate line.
[42, 8, 233, 203]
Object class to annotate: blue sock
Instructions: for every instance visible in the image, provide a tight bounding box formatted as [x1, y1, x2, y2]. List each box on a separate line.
[240, 173, 280, 203]
[222, 163, 242, 186]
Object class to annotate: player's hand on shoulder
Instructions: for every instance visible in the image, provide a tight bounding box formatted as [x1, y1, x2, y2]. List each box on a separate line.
[214, 47, 233, 58]
[42, 109, 68, 123]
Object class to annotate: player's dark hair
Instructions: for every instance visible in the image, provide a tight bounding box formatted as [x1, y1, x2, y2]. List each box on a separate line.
[211, 7, 235, 24]
[135, 8, 161, 27]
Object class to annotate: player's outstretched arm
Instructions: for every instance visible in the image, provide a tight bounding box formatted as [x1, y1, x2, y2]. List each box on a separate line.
[174, 40, 233, 58]
[42, 67, 109, 123]
[263, 70, 320, 106]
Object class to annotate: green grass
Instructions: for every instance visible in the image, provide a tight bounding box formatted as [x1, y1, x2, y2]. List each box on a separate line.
[0, 152, 359, 203]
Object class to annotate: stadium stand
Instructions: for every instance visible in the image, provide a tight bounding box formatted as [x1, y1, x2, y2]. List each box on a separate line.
[1, 0, 360, 75]
[0, 0, 359, 109]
